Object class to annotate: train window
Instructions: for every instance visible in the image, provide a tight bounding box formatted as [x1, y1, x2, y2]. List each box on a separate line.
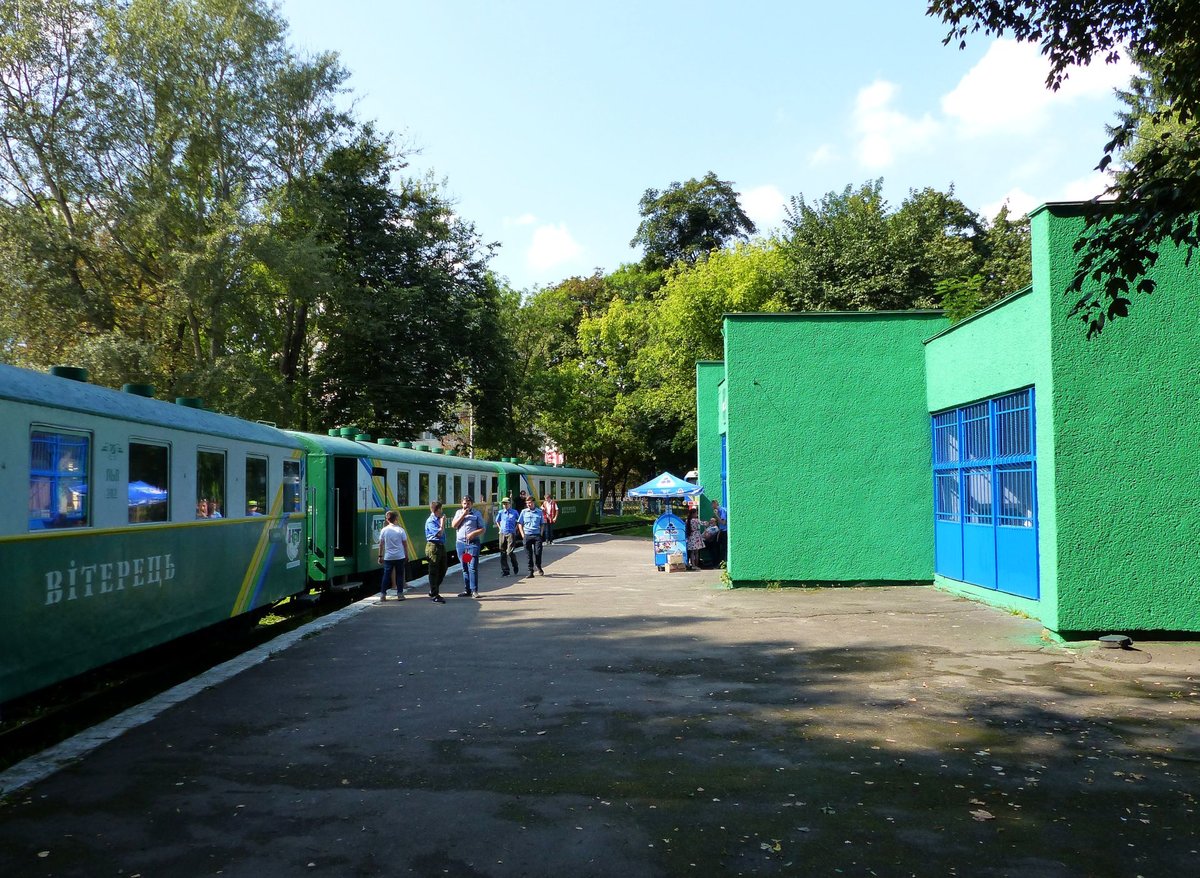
[491, 477, 498, 503]
[453, 475, 462, 502]
[129, 441, 169, 523]
[538, 479, 545, 498]
[468, 477, 476, 501]
[396, 470, 410, 507]
[419, 472, 430, 505]
[29, 428, 90, 530]
[283, 459, 302, 512]
[246, 456, 268, 516]
[437, 473, 447, 503]
[570, 481, 576, 499]
[196, 449, 226, 519]
[560, 480, 566, 499]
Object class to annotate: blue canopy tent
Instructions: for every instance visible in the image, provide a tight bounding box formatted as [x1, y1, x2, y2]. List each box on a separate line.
[627, 472, 703, 499]
[628, 473, 703, 569]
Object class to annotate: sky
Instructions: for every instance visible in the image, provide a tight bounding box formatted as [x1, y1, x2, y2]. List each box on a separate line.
[277, 0, 1134, 292]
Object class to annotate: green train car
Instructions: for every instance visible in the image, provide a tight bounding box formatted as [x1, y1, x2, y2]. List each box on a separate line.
[0, 364, 307, 705]
[290, 435, 601, 584]
[0, 363, 600, 705]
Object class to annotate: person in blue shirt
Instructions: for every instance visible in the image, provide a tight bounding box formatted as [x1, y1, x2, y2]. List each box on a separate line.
[452, 495, 486, 598]
[517, 495, 546, 578]
[424, 501, 447, 602]
[495, 496, 521, 576]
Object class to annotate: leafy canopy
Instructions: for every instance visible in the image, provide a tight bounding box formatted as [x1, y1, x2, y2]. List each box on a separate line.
[631, 172, 757, 270]
[928, 0, 1200, 335]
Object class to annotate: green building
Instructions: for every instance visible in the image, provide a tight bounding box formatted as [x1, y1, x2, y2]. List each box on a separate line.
[698, 202, 1200, 635]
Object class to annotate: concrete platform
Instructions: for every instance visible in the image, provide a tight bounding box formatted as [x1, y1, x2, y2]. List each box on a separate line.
[2, 534, 1199, 876]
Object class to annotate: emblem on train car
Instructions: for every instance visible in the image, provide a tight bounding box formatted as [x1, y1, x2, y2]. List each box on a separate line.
[286, 522, 303, 568]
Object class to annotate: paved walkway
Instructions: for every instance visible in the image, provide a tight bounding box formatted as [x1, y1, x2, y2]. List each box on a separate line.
[2, 535, 1199, 877]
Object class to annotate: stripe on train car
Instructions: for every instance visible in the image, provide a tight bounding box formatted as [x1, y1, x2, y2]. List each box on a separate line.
[229, 484, 287, 617]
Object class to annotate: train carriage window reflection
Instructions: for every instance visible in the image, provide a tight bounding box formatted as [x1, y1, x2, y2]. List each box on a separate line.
[570, 481, 577, 499]
[437, 473, 447, 503]
[491, 477, 498, 503]
[538, 479, 546, 499]
[560, 480, 566, 499]
[246, 456, 267, 516]
[196, 449, 226, 519]
[283, 459, 302, 512]
[130, 441, 169, 523]
[468, 477, 476, 502]
[419, 472, 430, 506]
[396, 470, 410, 507]
[29, 428, 91, 530]
[453, 475, 462, 503]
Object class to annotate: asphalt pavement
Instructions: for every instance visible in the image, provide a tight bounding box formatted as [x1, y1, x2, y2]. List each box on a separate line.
[1, 534, 1199, 877]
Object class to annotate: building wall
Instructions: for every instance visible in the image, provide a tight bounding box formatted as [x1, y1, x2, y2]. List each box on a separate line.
[1039, 204, 1200, 633]
[924, 287, 1061, 628]
[722, 311, 946, 584]
[695, 361, 724, 519]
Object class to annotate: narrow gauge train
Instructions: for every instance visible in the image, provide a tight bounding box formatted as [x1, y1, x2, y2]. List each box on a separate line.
[0, 363, 599, 705]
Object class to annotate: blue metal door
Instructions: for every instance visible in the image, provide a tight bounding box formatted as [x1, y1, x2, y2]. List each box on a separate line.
[931, 389, 1038, 599]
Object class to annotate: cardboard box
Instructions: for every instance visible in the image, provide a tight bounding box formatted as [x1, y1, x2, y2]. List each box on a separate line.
[666, 552, 686, 572]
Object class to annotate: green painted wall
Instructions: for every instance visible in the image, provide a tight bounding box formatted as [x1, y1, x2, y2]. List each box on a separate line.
[695, 361, 724, 519]
[923, 286, 1061, 629]
[1038, 204, 1200, 633]
[722, 311, 946, 584]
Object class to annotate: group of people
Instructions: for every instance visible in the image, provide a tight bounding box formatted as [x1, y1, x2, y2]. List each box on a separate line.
[683, 499, 727, 571]
[376, 492, 562, 603]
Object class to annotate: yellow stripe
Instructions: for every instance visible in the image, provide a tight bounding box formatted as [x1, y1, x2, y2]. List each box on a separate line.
[230, 484, 286, 616]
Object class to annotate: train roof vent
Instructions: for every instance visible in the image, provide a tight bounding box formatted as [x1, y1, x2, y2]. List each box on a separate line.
[377, 438, 395, 446]
[395, 441, 412, 449]
[175, 397, 204, 408]
[50, 366, 89, 382]
[122, 383, 155, 398]
[327, 428, 340, 437]
[355, 433, 372, 442]
[432, 447, 444, 454]
[338, 426, 360, 438]
[413, 443, 429, 451]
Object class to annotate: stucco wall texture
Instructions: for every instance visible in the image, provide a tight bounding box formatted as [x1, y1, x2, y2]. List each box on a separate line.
[722, 312, 946, 584]
[1037, 204, 1200, 633]
[695, 361, 725, 519]
[924, 286, 1062, 628]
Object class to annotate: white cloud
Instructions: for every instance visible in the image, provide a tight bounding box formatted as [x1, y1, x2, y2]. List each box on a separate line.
[981, 188, 1039, 220]
[1059, 170, 1114, 202]
[942, 39, 1134, 137]
[809, 144, 835, 166]
[503, 213, 538, 227]
[741, 184, 788, 230]
[527, 223, 583, 271]
[853, 80, 940, 169]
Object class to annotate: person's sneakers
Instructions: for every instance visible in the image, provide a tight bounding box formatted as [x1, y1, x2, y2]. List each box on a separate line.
[396, 592, 406, 599]
[472, 591, 481, 599]
[526, 573, 534, 579]
[379, 593, 387, 601]
[538, 568, 545, 576]
[431, 595, 445, 603]
[458, 591, 471, 598]
[501, 570, 509, 577]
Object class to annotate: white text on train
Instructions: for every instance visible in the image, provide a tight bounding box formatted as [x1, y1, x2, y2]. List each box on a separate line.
[44, 555, 177, 604]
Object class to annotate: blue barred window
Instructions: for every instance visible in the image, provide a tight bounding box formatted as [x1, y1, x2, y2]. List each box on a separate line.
[932, 388, 1038, 599]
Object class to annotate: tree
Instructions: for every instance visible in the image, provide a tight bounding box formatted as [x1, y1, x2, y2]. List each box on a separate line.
[631, 171, 757, 269]
[928, 1, 1200, 334]
[778, 181, 985, 312]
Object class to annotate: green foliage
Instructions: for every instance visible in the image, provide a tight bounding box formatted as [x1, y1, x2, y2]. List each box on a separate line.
[631, 172, 757, 270]
[778, 180, 985, 312]
[928, 1, 1200, 334]
[0, 0, 497, 437]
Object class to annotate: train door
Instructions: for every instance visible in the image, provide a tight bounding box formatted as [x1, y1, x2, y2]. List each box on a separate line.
[333, 457, 358, 558]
